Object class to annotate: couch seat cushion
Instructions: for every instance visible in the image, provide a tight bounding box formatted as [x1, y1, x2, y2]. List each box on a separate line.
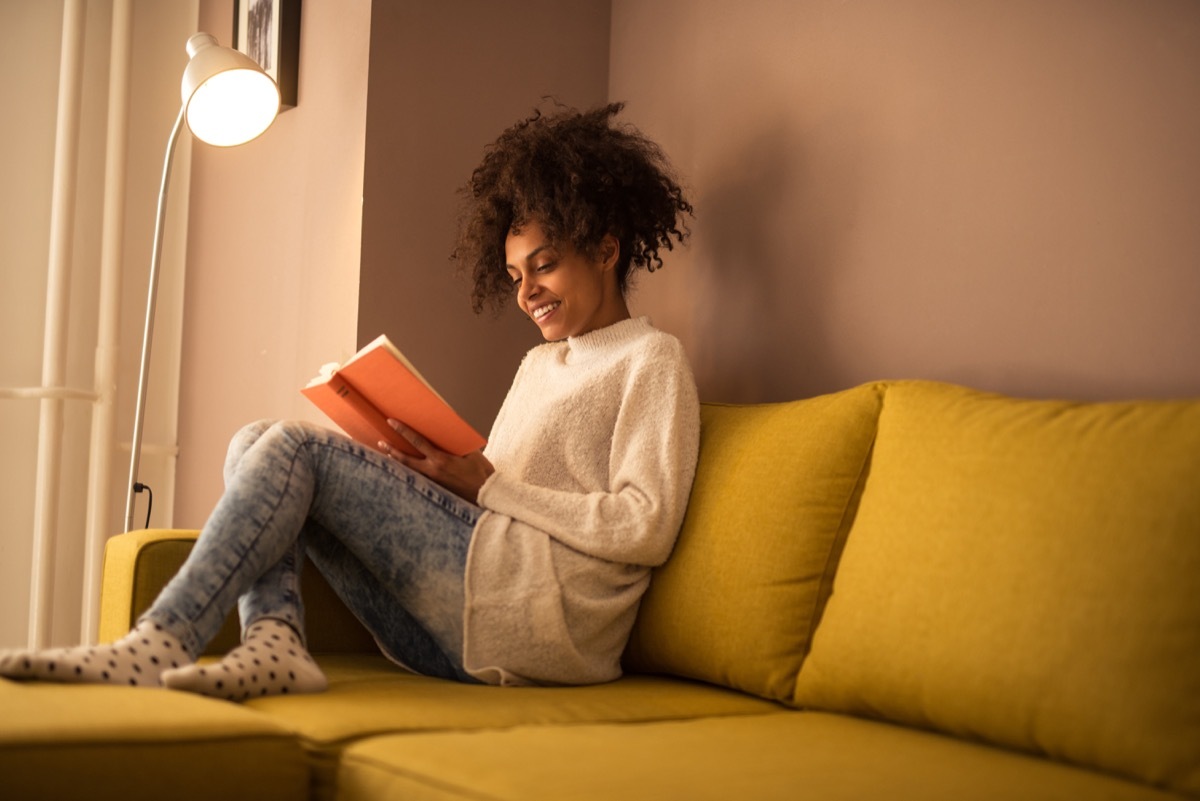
[0, 678, 308, 801]
[246, 654, 784, 799]
[335, 711, 1182, 801]
[250, 655, 781, 743]
[795, 381, 1200, 798]
[624, 384, 883, 701]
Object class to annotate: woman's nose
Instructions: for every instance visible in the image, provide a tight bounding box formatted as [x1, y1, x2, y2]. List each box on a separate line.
[519, 276, 539, 303]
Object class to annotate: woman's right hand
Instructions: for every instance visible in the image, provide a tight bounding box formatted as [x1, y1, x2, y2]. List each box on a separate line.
[379, 420, 495, 503]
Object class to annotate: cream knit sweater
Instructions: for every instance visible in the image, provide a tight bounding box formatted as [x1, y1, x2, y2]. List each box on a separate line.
[464, 317, 700, 686]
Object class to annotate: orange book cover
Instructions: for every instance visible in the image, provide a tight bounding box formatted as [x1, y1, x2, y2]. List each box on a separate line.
[301, 334, 485, 458]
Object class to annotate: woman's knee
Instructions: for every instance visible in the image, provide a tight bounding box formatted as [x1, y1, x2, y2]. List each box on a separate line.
[264, 419, 329, 445]
[226, 419, 331, 482]
[248, 421, 337, 463]
[223, 419, 277, 482]
[225, 419, 350, 485]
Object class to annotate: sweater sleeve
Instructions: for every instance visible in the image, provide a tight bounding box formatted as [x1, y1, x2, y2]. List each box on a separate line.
[477, 340, 700, 568]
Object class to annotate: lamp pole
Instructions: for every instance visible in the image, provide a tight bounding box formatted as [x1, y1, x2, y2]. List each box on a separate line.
[123, 108, 186, 532]
[123, 33, 278, 531]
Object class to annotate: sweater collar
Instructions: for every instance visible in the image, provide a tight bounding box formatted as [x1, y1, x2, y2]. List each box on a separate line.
[565, 316, 653, 361]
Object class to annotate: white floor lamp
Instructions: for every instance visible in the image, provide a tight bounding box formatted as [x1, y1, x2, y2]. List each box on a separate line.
[124, 32, 280, 531]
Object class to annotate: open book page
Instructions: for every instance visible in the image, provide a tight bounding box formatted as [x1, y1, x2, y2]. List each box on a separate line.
[301, 335, 485, 457]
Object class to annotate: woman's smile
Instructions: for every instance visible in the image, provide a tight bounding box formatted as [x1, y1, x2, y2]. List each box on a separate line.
[530, 300, 561, 322]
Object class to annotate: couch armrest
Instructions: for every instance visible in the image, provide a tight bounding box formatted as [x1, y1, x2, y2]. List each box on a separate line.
[99, 529, 378, 655]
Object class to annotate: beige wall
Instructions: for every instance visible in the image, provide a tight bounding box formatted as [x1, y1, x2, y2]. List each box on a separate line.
[1, 0, 68, 649]
[612, 0, 1200, 402]
[357, 0, 611, 435]
[1, 0, 198, 647]
[173, 0, 371, 526]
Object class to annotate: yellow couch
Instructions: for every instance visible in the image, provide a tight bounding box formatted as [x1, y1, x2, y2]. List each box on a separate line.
[3, 380, 1198, 801]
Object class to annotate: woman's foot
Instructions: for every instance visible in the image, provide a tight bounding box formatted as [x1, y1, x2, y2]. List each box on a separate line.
[0, 620, 191, 687]
[161, 618, 327, 701]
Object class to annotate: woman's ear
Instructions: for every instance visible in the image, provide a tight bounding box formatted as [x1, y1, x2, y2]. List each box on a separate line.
[599, 234, 620, 271]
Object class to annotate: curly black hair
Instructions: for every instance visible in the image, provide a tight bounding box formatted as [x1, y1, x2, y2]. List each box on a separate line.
[454, 102, 693, 314]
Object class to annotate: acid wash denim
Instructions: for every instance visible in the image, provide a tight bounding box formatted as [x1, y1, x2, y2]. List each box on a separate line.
[143, 420, 481, 683]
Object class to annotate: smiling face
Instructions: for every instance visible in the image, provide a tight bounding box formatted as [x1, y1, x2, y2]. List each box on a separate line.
[505, 221, 630, 341]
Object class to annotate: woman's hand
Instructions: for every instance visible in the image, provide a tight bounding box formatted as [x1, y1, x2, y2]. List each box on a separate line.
[379, 419, 495, 504]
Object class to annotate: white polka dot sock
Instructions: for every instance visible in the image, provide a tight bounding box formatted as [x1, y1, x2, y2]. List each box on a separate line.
[161, 618, 327, 701]
[0, 620, 191, 687]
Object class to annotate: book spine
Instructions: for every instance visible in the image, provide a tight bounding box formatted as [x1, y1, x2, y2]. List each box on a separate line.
[310, 375, 422, 457]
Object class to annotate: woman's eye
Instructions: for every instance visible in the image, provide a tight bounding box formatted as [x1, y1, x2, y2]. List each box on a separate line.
[535, 261, 556, 273]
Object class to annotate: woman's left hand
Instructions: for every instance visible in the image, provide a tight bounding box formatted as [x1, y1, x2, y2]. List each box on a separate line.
[379, 419, 495, 503]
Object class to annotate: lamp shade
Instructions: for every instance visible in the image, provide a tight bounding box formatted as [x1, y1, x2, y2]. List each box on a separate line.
[181, 32, 279, 147]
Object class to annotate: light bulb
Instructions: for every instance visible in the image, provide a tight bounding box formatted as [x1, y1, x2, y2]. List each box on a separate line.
[186, 68, 280, 147]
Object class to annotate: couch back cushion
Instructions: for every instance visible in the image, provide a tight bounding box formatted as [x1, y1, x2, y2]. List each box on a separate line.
[624, 383, 883, 702]
[794, 381, 1200, 797]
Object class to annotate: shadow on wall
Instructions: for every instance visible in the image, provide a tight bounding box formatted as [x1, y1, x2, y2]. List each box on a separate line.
[691, 117, 866, 403]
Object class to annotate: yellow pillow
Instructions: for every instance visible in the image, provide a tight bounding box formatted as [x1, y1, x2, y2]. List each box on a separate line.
[624, 383, 883, 701]
[794, 381, 1200, 797]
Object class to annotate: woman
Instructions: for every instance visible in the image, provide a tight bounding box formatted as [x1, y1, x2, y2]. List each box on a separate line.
[0, 102, 699, 696]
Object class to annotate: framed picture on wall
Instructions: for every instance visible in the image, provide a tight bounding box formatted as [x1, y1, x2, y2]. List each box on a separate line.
[233, 0, 302, 109]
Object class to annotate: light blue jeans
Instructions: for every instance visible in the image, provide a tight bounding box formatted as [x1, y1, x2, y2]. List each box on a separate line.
[143, 420, 481, 682]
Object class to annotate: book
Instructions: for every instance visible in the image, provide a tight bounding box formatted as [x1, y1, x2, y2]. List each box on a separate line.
[301, 334, 486, 458]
